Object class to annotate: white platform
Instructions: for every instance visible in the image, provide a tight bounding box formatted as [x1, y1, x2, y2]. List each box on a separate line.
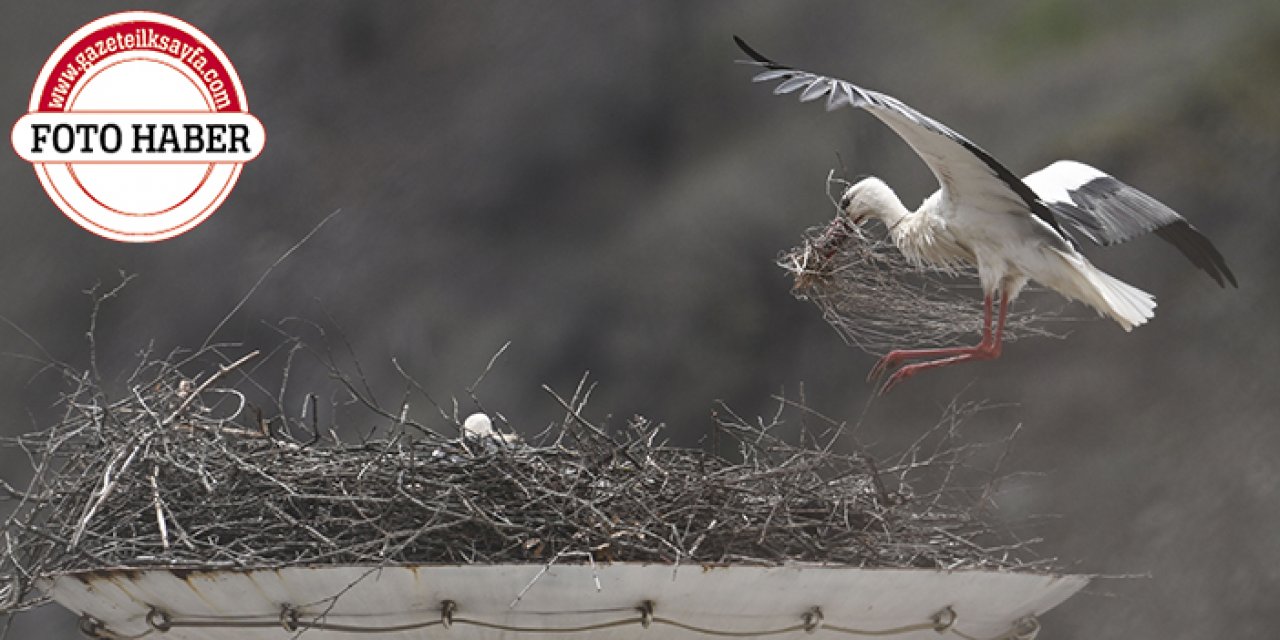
[44, 564, 1087, 639]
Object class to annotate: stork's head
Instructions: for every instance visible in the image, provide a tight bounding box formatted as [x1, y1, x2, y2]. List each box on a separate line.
[838, 177, 901, 226]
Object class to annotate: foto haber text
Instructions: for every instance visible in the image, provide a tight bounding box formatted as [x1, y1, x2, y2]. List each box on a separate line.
[29, 122, 251, 154]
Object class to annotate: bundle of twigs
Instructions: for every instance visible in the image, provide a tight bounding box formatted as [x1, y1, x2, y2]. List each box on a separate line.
[777, 173, 1062, 355]
[0, 343, 1051, 617]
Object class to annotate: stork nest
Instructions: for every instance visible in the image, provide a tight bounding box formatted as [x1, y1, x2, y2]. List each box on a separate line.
[777, 176, 1063, 355]
[0, 340, 1054, 616]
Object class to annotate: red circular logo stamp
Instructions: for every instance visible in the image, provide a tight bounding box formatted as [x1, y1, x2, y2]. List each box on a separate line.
[11, 11, 264, 242]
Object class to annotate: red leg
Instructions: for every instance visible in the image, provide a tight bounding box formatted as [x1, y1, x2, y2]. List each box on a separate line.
[876, 293, 1010, 394]
[868, 294, 996, 382]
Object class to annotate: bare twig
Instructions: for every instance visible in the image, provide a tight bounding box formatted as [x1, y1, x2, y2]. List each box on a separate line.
[200, 209, 341, 351]
[163, 350, 259, 425]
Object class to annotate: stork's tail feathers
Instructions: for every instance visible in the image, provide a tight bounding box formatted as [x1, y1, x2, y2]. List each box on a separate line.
[1086, 267, 1156, 331]
[1055, 252, 1156, 331]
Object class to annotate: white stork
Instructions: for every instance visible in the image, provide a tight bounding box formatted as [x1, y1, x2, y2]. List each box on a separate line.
[736, 37, 1236, 393]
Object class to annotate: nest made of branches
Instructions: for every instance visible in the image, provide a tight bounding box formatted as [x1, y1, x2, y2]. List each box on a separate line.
[0, 342, 1054, 616]
[777, 175, 1064, 355]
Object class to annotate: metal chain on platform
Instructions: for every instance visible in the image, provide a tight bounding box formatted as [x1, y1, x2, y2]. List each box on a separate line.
[77, 601, 1041, 640]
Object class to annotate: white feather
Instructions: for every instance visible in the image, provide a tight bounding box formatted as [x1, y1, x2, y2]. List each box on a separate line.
[1022, 160, 1109, 206]
[1049, 251, 1156, 331]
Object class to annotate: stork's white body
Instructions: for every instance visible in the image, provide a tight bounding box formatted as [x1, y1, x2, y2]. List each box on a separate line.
[869, 184, 1156, 332]
[737, 37, 1234, 391]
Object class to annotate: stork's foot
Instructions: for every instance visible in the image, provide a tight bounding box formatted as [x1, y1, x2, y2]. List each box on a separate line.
[872, 344, 1003, 395]
[879, 363, 925, 395]
[867, 350, 914, 384]
[867, 345, 988, 386]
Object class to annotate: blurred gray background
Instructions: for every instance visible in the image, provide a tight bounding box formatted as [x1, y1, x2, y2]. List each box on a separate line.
[2, 1, 1278, 638]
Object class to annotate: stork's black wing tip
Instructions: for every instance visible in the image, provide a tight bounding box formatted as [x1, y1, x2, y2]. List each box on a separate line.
[733, 35, 783, 68]
[1222, 265, 1239, 288]
[1154, 222, 1238, 288]
[1211, 254, 1238, 288]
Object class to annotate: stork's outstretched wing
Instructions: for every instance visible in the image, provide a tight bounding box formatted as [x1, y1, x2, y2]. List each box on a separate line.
[1024, 160, 1236, 288]
[734, 36, 1071, 247]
